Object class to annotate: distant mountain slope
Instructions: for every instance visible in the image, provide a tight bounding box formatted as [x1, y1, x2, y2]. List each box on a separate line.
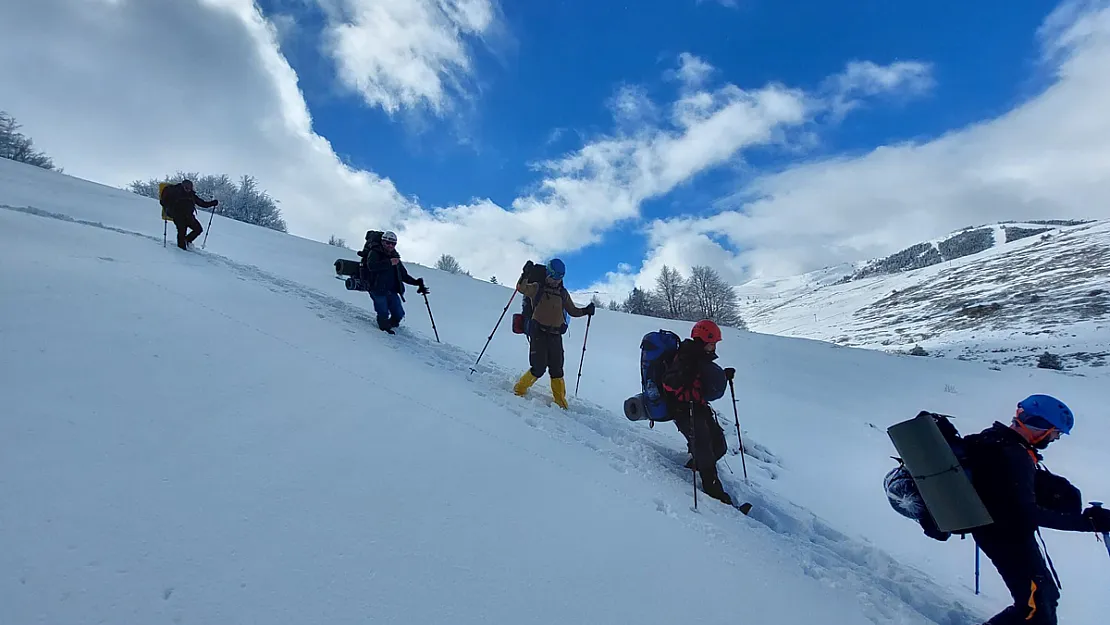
[737, 220, 1110, 373]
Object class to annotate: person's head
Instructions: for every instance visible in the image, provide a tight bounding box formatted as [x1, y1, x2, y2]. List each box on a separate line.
[181, 179, 194, 193]
[691, 319, 722, 353]
[1010, 394, 1074, 450]
[546, 258, 566, 284]
[381, 230, 398, 251]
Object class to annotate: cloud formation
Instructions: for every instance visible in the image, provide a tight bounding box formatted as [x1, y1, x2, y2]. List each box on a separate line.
[589, 0, 1110, 300]
[318, 0, 500, 116]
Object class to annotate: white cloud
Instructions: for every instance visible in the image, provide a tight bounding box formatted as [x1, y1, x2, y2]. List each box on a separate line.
[590, 0, 1110, 298]
[318, 0, 499, 116]
[0, 0, 418, 241]
[825, 60, 935, 118]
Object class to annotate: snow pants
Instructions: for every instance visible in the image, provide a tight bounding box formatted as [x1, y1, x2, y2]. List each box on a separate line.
[174, 213, 203, 249]
[975, 529, 1059, 625]
[370, 292, 405, 330]
[672, 402, 727, 485]
[528, 326, 565, 379]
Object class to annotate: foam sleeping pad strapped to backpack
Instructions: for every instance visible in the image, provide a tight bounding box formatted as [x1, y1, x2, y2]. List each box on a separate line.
[625, 329, 682, 423]
[887, 411, 994, 535]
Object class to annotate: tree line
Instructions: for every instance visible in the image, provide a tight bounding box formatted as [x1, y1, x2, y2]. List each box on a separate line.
[607, 265, 746, 329]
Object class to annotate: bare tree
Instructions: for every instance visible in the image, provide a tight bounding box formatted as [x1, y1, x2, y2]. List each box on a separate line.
[621, 287, 656, 316]
[590, 294, 604, 308]
[328, 235, 347, 248]
[653, 265, 688, 319]
[435, 254, 467, 275]
[490, 276, 498, 284]
[683, 265, 746, 328]
[0, 111, 56, 170]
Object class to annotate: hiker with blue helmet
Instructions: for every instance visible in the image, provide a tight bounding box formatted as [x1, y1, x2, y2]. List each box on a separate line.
[959, 394, 1110, 624]
[512, 258, 594, 409]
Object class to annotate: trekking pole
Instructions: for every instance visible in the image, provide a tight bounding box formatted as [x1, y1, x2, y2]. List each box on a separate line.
[726, 375, 748, 484]
[574, 314, 592, 396]
[163, 220, 167, 247]
[201, 206, 217, 249]
[422, 291, 439, 342]
[975, 544, 981, 595]
[1092, 502, 1110, 559]
[690, 401, 698, 511]
[470, 289, 517, 374]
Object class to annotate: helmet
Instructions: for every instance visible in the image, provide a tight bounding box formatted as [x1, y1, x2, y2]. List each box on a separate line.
[1016, 394, 1074, 434]
[691, 319, 721, 344]
[547, 258, 566, 280]
[382, 231, 398, 244]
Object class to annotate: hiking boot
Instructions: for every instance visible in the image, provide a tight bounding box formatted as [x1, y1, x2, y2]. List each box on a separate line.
[703, 478, 733, 506]
[551, 377, 568, 409]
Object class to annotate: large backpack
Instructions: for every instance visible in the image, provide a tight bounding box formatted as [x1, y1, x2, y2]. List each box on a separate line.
[637, 329, 682, 423]
[512, 262, 569, 336]
[885, 413, 1083, 541]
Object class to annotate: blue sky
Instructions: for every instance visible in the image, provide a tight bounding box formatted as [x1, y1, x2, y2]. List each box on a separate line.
[3, 0, 1108, 298]
[257, 0, 1055, 289]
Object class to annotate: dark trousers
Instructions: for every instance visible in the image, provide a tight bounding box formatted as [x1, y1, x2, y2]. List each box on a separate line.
[528, 326, 565, 378]
[370, 292, 405, 330]
[975, 530, 1059, 624]
[173, 213, 203, 249]
[672, 402, 727, 485]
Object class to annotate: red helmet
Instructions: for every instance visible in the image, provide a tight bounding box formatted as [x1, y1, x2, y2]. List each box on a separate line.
[691, 319, 721, 344]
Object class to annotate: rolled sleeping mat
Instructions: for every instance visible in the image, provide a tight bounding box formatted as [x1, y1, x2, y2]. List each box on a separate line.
[887, 412, 994, 534]
[335, 259, 361, 277]
[624, 394, 646, 421]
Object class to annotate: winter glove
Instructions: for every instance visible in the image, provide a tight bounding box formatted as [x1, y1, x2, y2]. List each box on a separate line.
[1083, 505, 1110, 532]
[723, 367, 736, 381]
[585, 302, 596, 316]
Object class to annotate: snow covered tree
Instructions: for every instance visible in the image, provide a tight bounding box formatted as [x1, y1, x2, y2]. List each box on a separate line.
[590, 294, 604, 308]
[128, 171, 287, 232]
[683, 265, 746, 328]
[0, 111, 56, 170]
[328, 235, 347, 248]
[607, 300, 621, 311]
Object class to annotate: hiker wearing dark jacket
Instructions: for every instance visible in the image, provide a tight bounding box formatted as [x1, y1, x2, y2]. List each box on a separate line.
[661, 319, 733, 505]
[512, 258, 594, 409]
[360, 230, 427, 334]
[962, 395, 1110, 625]
[159, 179, 218, 250]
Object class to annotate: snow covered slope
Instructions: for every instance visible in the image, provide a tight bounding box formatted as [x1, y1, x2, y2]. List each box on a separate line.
[2, 158, 1109, 624]
[737, 220, 1110, 374]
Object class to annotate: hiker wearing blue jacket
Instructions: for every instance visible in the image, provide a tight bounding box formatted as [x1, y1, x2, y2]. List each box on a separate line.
[360, 230, 428, 334]
[961, 395, 1110, 625]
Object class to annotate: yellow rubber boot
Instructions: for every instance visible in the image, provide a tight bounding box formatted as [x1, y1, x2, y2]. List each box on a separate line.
[551, 377, 568, 409]
[514, 371, 539, 397]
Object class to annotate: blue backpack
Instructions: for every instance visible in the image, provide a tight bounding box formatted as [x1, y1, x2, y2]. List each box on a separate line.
[639, 330, 682, 422]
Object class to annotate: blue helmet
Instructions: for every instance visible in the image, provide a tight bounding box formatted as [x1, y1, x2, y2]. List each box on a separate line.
[547, 258, 566, 280]
[1017, 394, 1074, 434]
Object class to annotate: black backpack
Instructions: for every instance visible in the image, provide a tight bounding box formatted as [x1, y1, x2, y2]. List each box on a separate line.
[512, 262, 569, 335]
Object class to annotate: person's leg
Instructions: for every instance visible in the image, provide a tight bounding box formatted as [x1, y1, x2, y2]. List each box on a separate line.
[185, 214, 203, 244]
[387, 292, 405, 327]
[548, 333, 567, 409]
[174, 219, 189, 249]
[369, 294, 392, 331]
[978, 533, 1059, 625]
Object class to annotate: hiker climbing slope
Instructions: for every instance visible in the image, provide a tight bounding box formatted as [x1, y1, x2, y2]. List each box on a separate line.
[961, 395, 1110, 625]
[512, 259, 594, 409]
[661, 319, 734, 505]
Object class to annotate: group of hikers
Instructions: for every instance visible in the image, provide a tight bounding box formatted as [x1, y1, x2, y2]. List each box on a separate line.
[164, 183, 1107, 625]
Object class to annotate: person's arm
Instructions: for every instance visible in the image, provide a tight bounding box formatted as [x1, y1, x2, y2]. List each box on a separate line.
[561, 289, 593, 317]
[1006, 448, 1093, 531]
[516, 275, 538, 298]
[399, 263, 423, 287]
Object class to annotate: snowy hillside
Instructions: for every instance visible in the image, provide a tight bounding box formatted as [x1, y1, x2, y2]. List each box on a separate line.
[3, 158, 1110, 625]
[736, 220, 1110, 373]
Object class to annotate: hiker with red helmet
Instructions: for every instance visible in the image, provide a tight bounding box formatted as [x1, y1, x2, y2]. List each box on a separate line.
[661, 319, 735, 505]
